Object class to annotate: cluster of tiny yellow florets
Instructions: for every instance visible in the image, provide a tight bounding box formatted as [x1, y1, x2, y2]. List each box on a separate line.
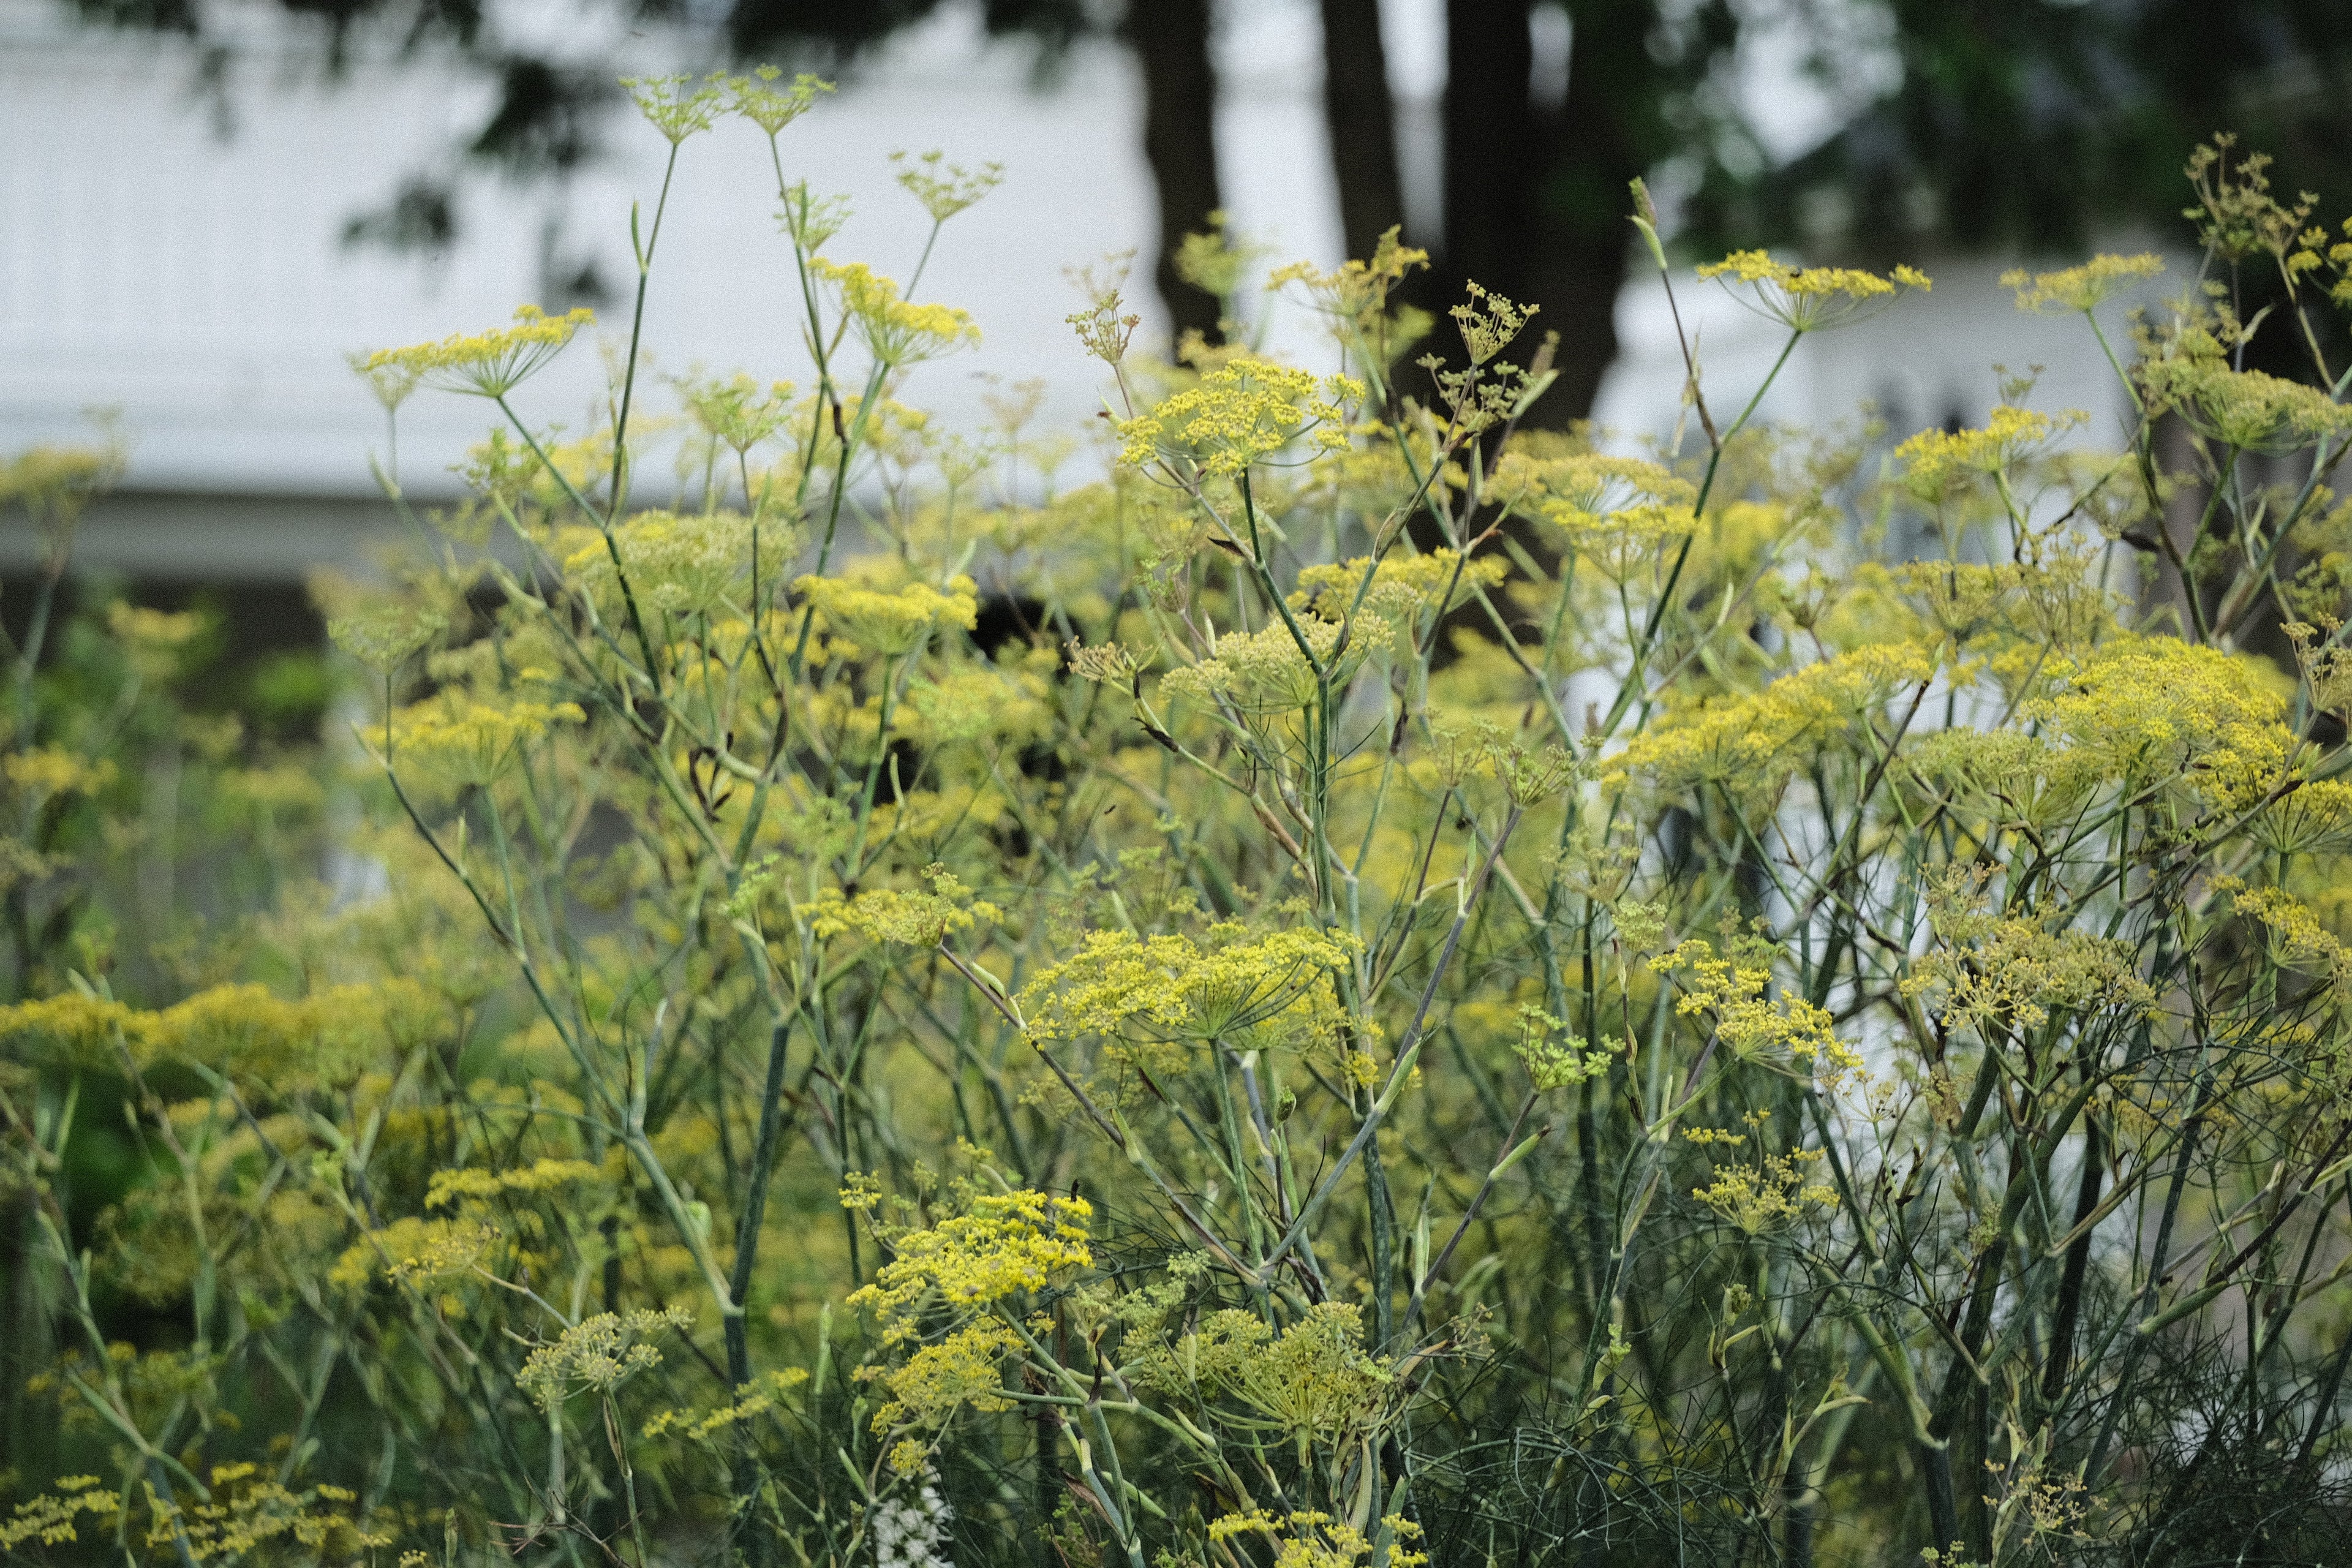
[794, 573, 978, 657]
[1, 1477, 119, 1549]
[1684, 1115, 1840, 1234]
[844, 1189, 1093, 1344]
[1654, 940, 1864, 1084]
[2003, 253, 2166, 314]
[1697, 250, 1930, 332]
[1290, 548, 1507, 631]
[1895, 406, 2078, 502]
[425, 1157, 606, 1210]
[2139, 333, 2352, 451]
[1161, 617, 1350, 714]
[1135, 1303, 1392, 1444]
[2024, 636, 2291, 810]
[149, 1466, 388, 1562]
[1019, 925, 1356, 1047]
[390, 694, 586, 786]
[808, 258, 980, 365]
[1904, 872, 2155, 1033]
[518, 1307, 693, 1408]
[566, 510, 775, 617]
[363, 304, 596, 399]
[1611, 643, 1936, 796]
[1118, 357, 1361, 477]
[1206, 1510, 1425, 1568]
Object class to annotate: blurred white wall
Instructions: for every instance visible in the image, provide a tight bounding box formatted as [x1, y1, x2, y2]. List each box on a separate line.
[0, 0, 2181, 578]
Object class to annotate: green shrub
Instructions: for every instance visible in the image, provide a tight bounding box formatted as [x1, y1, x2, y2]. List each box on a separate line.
[6, 97, 2352, 1568]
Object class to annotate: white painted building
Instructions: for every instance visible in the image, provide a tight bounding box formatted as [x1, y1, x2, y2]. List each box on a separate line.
[1, 0, 2171, 582]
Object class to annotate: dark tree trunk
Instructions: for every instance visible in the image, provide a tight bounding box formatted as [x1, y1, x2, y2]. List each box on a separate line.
[1127, 0, 1225, 349]
[1317, 0, 1406, 265]
[1441, 0, 1536, 304]
[1440, 0, 1643, 428]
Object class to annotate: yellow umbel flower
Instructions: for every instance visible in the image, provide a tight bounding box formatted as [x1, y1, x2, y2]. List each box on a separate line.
[1207, 1510, 1425, 1568]
[1117, 356, 1360, 477]
[891, 149, 1003, 223]
[808, 258, 979, 364]
[1291, 548, 1507, 633]
[567, 510, 772, 617]
[1654, 940, 1864, 1084]
[1020, 924, 1355, 1047]
[846, 1189, 1092, 1343]
[4, 747, 116, 801]
[1904, 872, 2156, 1033]
[622, 72, 724, 145]
[1609, 643, 1936, 796]
[2139, 340, 2352, 453]
[1137, 1303, 1394, 1446]
[1685, 1120, 1839, 1235]
[1894, 406, 2078, 502]
[794, 573, 978, 657]
[2002, 253, 2166, 314]
[1697, 249, 1929, 332]
[518, 1307, 693, 1408]
[1161, 616, 1355, 714]
[388, 693, 584, 786]
[726, 66, 832, 137]
[867, 1320, 1022, 1431]
[2025, 635, 2292, 810]
[0, 1477, 119, 1550]
[362, 305, 595, 399]
[425, 1158, 607, 1210]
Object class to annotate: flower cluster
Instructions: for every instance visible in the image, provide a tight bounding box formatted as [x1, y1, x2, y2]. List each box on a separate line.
[1697, 249, 1930, 332]
[1134, 1303, 1393, 1443]
[1117, 357, 1360, 477]
[1655, 940, 1865, 1083]
[845, 1190, 1093, 1343]
[1160, 617, 1352, 714]
[363, 305, 595, 399]
[1684, 1120, 1840, 1234]
[1290, 548, 1507, 631]
[518, 1307, 694, 1408]
[1894, 406, 2075, 502]
[390, 694, 586, 786]
[1610, 643, 1936, 796]
[2024, 636, 2291, 810]
[2002, 253, 2166, 314]
[567, 509, 768, 617]
[1019, 925, 1355, 1048]
[795, 573, 978, 657]
[809, 258, 979, 365]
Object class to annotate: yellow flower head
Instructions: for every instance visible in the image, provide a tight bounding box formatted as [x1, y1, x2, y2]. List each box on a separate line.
[1697, 249, 1929, 332]
[891, 149, 1004, 223]
[794, 573, 978, 657]
[1610, 642, 1936, 797]
[1161, 616, 1357, 714]
[1894, 406, 2076, 502]
[390, 694, 586, 786]
[2140, 342, 2352, 453]
[1118, 356, 1362, 477]
[809, 259, 979, 365]
[518, 1307, 693, 1408]
[1019, 924, 1356, 1047]
[363, 305, 595, 399]
[2002, 253, 2166, 314]
[726, 66, 832, 138]
[1654, 938, 1866, 1085]
[846, 1189, 1093, 1343]
[622, 73, 724, 145]
[567, 510, 775, 617]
